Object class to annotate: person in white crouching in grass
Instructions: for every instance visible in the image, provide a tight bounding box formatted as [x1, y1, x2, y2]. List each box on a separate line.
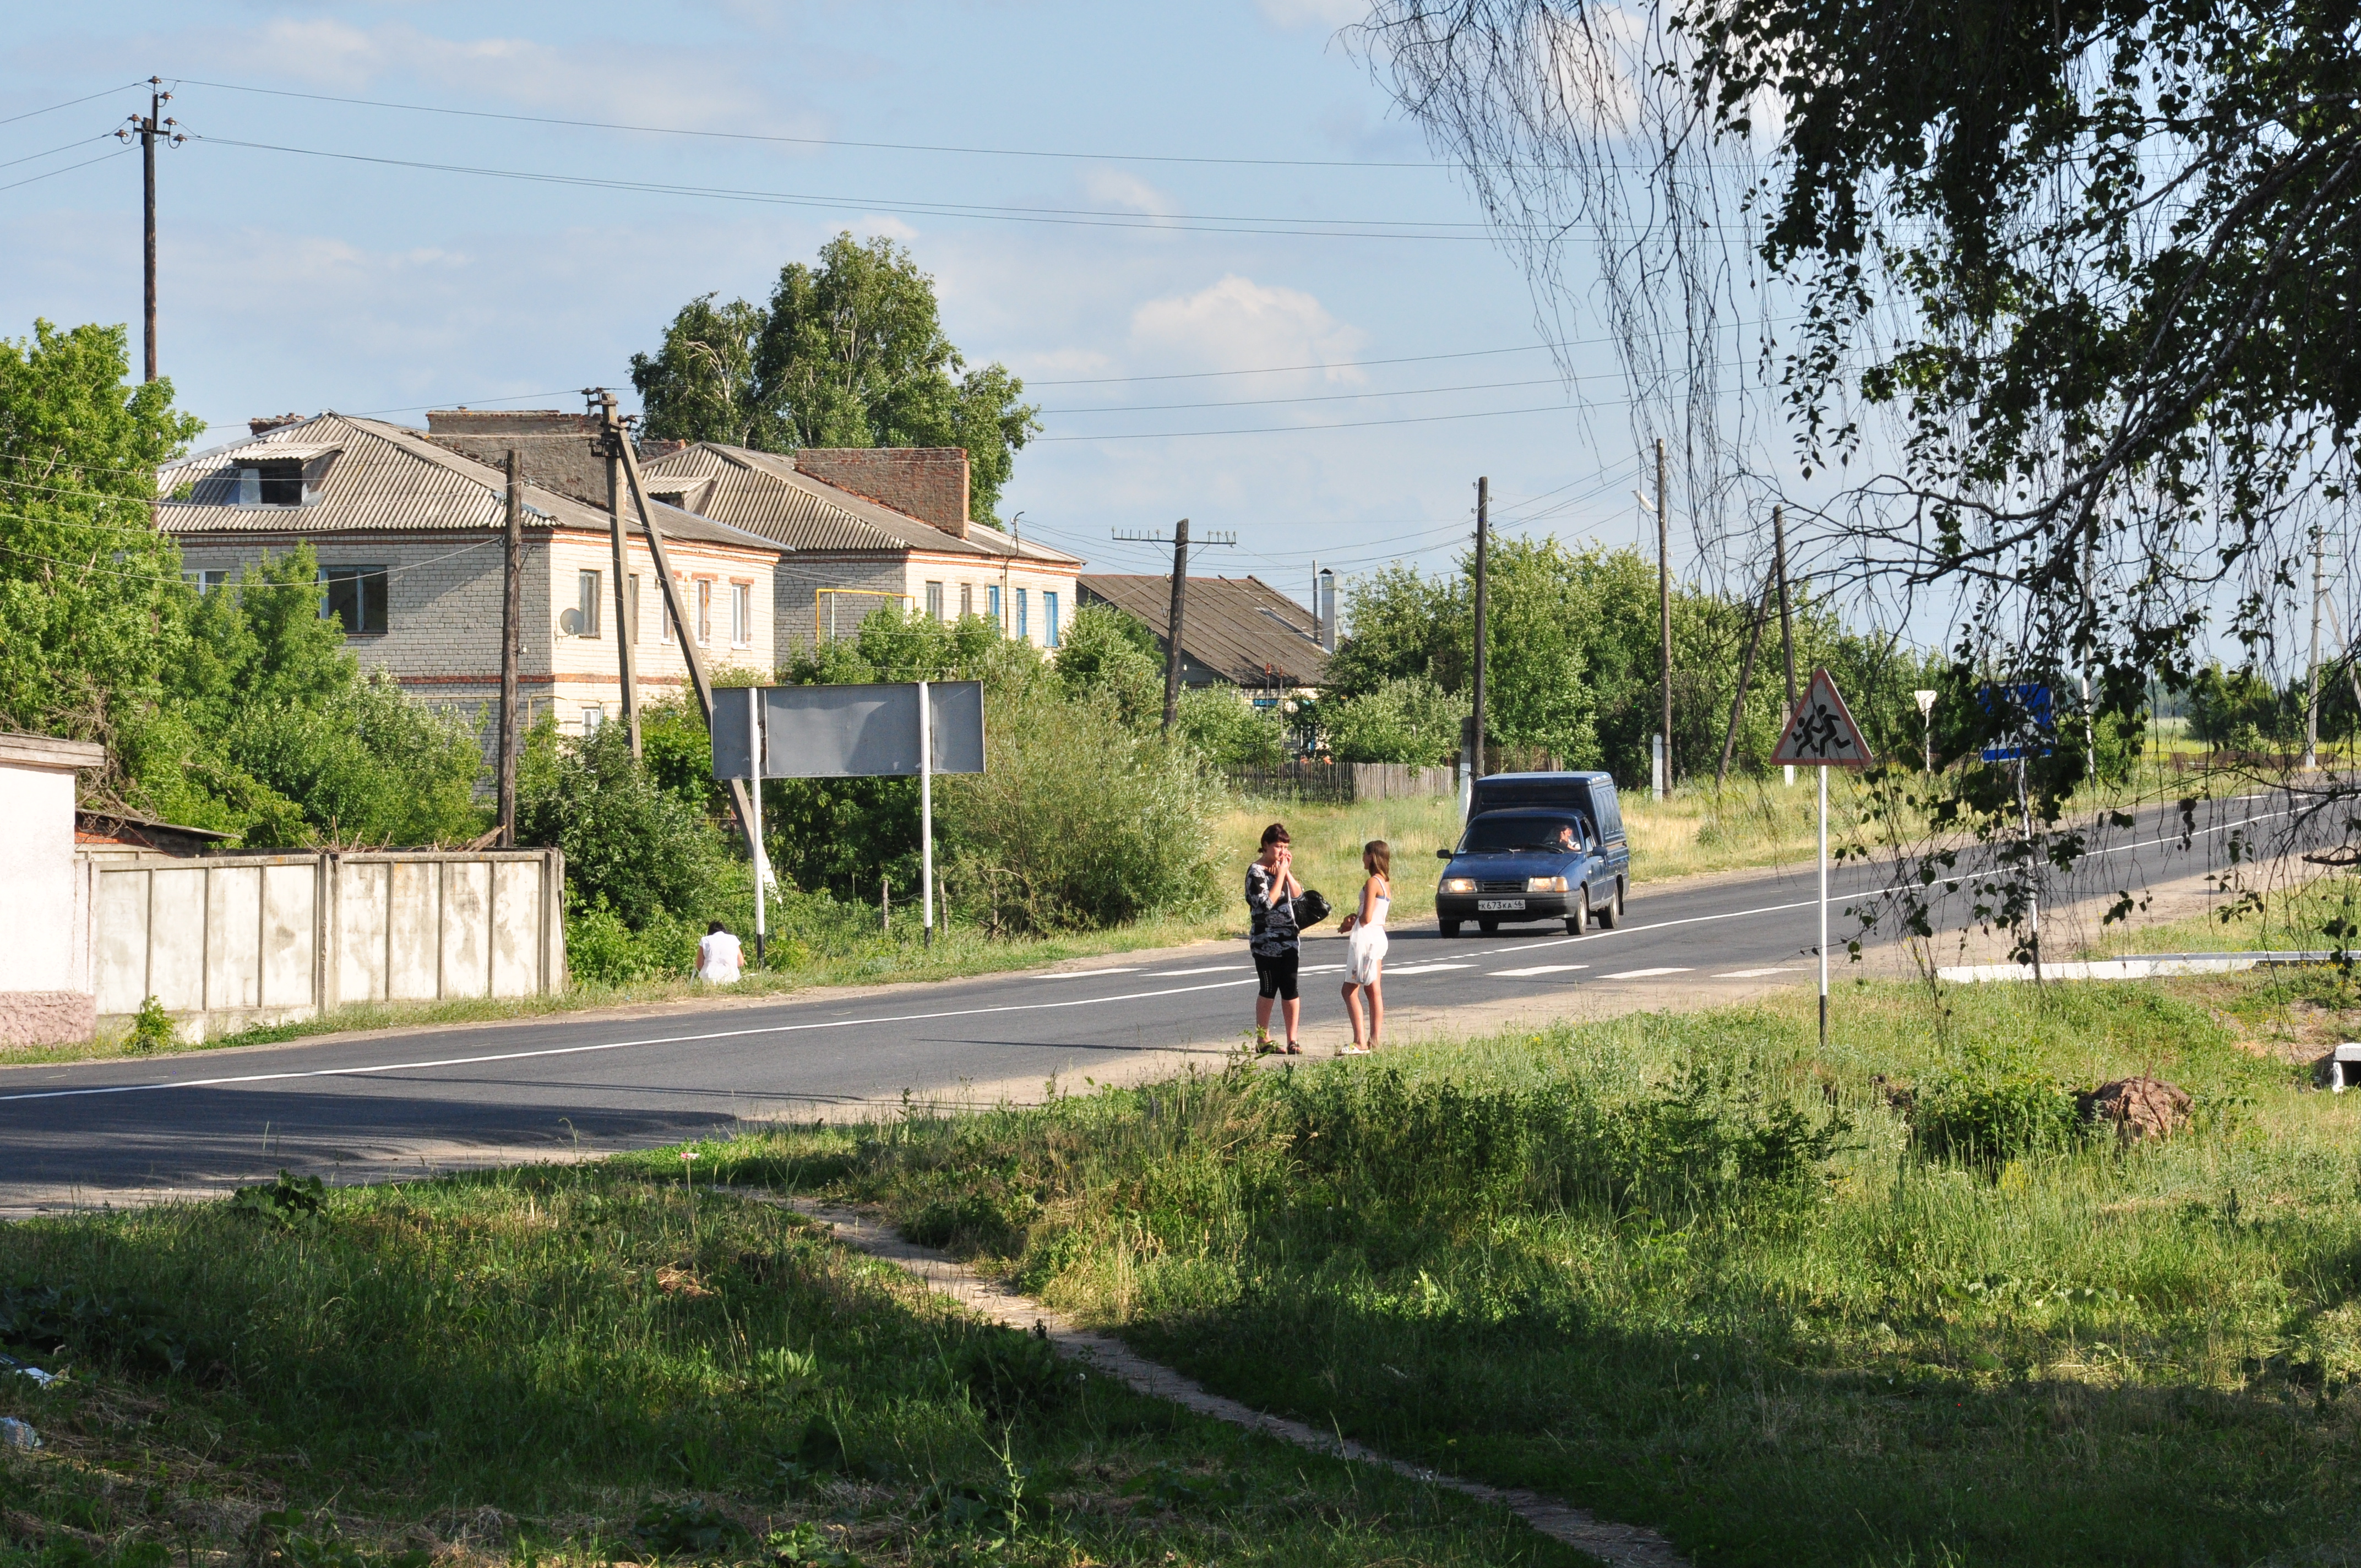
[1336, 839, 1390, 1054]
[695, 920, 743, 984]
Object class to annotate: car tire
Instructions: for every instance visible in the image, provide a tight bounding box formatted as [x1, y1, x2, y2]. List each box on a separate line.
[1478, 919, 1499, 935]
[1607, 880, 1625, 927]
[1566, 896, 1588, 936]
[1440, 919, 1461, 937]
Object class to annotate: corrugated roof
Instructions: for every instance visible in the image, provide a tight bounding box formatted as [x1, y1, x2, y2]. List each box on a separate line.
[640, 442, 1081, 565]
[1079, 574, 1329, 687]
[156, 413, 787, 555]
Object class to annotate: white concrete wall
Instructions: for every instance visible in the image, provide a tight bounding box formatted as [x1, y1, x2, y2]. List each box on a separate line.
[86, 849, 565, 1042]
[0, 765, 75, 992]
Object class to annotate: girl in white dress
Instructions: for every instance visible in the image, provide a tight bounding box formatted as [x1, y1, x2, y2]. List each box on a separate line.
[1337, 840, 1390, 1054]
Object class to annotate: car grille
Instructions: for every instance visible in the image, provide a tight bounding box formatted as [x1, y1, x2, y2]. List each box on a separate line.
[1476, 879, 1528, 894]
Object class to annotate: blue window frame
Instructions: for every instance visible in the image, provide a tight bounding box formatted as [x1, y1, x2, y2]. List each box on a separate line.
[1017, 587, 1030, 641]
[987, 584, 1002, 629]
[1043, 590, 1060, 648]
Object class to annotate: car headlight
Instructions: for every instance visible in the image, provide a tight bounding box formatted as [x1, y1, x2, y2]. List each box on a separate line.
[1526, 875, 1568, 893]
[1441, 877, 1476, 895]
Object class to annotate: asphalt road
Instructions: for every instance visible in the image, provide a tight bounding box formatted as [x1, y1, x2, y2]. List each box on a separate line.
[0, 790, 2319, 1212]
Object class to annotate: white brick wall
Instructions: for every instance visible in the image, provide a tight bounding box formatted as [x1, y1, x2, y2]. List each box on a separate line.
[176, 525, 778, 739]
[780, 549, 1080, 656]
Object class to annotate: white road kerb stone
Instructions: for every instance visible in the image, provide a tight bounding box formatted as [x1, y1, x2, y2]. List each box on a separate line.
[759, 1194, 1689, 1568]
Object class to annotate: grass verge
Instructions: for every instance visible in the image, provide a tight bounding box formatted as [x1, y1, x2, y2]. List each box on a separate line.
[726, 976, 2361, 1566]
[0, 1161, 1596, 1568]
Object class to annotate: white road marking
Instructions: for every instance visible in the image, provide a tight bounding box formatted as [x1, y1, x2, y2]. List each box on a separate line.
[1713, 967, 1795, 978]
[1300, 963, 1347, 974]
[1385, 963, 1475, 976]
[1600, 967, 1692, 980]
[1146, 966, 1240, 977]
[1042, 968, 1140, 979]
[1493, 964, 1590, 978]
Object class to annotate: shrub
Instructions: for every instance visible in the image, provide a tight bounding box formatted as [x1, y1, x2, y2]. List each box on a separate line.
[518, 723, 729, 929]
[1173, 686, 1291, 771]
[939, 677, 1224, 932]
[1911, 1060, 2085, 1163]
[1323, 674, 1465, 765]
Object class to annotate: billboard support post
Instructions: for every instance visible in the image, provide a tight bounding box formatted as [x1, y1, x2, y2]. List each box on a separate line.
[919, 678, 935, 947]
[748, 685, 766, 966]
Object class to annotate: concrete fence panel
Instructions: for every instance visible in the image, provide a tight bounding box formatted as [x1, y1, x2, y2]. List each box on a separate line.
[80, 849, 564, 1044]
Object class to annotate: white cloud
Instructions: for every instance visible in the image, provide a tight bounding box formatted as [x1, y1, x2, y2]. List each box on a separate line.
[198, 17, 788, 136]
[1078, 167, 1178, 217]
[1128, 275, 1367, 383]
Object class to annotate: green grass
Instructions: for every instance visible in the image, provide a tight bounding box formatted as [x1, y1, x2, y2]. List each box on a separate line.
[728, 977, 2361, 1566]
[0, 1162, 1600, 1568]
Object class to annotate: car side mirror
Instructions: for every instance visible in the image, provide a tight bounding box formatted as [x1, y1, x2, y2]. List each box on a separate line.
[1435, 847, 1454, 859]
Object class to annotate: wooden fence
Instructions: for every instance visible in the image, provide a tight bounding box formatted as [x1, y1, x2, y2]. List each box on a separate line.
[1227, 761, 1456, 803]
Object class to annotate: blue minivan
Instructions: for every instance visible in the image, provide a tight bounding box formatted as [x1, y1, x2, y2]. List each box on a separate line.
[1433, 771, 1631, 936]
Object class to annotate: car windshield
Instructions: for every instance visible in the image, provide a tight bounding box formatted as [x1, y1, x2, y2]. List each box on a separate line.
[1459, 815, 1587, 853]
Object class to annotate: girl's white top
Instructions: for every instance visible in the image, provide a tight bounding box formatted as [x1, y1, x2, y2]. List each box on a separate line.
[696, 932, 743, 984]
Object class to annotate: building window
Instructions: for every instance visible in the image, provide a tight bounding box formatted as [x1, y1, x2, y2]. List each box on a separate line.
[580, 703, 605, 735]
[182, 568, 226, 592]
[233, 459, 308, 507]
[1016, 587, 1030, 643]
[959, 582, 973, 618]
[987, 583, 1001, 629]
[628, 574, 641, 643]
[1044, 590, 1060, 649]
[660, 576, 676, 644]
[731, 582, 751, 646]
[697, 579, 713, 645]
[575, 569, 602, 638]
[319, 566, 389, 635]
[924, 580, 945, 620]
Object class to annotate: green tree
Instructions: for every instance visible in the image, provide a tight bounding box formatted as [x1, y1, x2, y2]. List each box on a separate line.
[1324, 675, 1465, 765]
[634, 234, 1041, 520]
[0, 320, 204, 786]
[627, 293, 762, 446]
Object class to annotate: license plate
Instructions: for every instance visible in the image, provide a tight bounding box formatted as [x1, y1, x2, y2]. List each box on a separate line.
[1476, 899, 1526, 912]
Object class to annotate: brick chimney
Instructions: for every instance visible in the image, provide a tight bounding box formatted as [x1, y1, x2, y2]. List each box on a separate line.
[248, 413, 308, 437]
[792, 448, 970, 540]
[426, 409, 613, 508]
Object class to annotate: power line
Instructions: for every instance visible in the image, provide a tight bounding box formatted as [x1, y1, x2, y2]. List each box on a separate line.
[172, 74, 1457, 172]
[182, 133, 1499, 242]
[0, 82, 145, 129]
[1032, 400, 1590, 442]
[1041, 374, 1572, 416]
[0, 145, 129, 195]
[0, 134, 112, 172]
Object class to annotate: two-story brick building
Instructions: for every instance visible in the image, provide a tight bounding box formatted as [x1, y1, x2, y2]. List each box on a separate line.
[158, 412, 787, 740]
[637, 443, 1083, 653]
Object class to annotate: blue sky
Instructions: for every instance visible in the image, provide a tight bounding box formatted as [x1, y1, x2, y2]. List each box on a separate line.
[0, 1, 1681, 609]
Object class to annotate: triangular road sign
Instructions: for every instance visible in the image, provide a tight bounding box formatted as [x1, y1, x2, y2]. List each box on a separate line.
[1772, 668, 1874, 767]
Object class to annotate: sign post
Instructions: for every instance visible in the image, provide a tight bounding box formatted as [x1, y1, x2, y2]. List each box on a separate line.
[918, 679, 934, 946]
[1771, 668, 1874, 1046]
[746, 685, 767, 966]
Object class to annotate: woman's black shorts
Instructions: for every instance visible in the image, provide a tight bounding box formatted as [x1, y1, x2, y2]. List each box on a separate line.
[1254, 949, 1300, 1001]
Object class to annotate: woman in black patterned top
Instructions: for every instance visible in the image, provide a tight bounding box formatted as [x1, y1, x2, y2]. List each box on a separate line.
[1245, 821, 1303, 1054]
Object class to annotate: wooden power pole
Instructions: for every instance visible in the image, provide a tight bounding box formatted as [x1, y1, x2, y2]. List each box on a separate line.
[1162, 518, 1192, 733]
[119, 79, 177, 383]
[595, 391, 644, 758]
[498, 450, 524, 846]
[1472, 477, 1490, 782]
[1656, 438, 1672, 794]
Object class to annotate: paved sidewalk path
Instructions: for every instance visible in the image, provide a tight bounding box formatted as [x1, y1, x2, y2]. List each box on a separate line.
[762, 1193, 1689, 1568]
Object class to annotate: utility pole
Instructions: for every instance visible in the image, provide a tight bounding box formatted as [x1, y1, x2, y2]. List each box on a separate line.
[2306, 521, 2325, 770]
[1774, 504, 1798, 786]
[1472, 476, 1490, 783]
[594, 392, 644, 759]
[497, 450, 524, 846]
[1656, 439, 1672, 797]
[1716, 571, 1776, 787]
[1114, 521, 1234, 731]
[118, 79, 177, 383]
[603, 394, 761, 863]
[1163, 519, 1191, 732]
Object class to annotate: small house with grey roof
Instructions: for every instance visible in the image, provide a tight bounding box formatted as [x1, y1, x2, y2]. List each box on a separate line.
[157, 412, 787, 742]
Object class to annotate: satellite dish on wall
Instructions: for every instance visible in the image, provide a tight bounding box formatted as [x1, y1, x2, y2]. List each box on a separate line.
[557, 608, 584, 635]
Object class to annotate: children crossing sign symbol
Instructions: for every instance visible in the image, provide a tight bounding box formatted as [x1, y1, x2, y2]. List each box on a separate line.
[1769, 668, 1872, 1052]
[1772, 669, 1873, 767]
